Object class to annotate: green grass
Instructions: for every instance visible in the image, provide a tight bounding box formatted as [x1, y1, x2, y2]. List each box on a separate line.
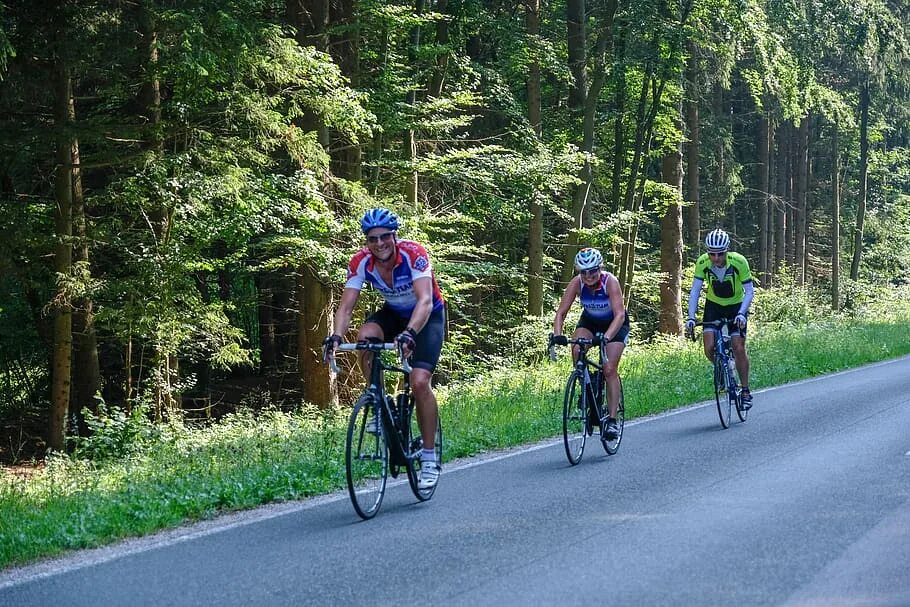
[3, 313, 910, 570]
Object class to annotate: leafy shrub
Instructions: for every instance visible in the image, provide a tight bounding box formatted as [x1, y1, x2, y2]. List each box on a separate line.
[70, 400, 161, 461]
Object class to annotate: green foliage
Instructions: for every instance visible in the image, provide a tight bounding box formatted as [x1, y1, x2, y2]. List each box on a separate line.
[70, 401, 160, 462]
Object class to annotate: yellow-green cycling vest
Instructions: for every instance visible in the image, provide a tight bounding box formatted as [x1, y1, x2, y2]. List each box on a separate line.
[693, 251, 753, 306]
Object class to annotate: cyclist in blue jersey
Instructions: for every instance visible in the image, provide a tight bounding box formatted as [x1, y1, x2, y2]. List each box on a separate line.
[551, 248, 630, 440]
[324, 208, 445, 490]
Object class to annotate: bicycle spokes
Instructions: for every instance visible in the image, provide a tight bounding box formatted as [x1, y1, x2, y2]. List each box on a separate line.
[345, 396, 388, 519]
[563, 373, 587, 465]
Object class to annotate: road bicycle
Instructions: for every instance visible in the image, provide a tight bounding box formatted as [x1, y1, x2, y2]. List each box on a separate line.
[549, 334, 624, 464]
[324, 341, 442, 519]
[693, 319, 748, 428]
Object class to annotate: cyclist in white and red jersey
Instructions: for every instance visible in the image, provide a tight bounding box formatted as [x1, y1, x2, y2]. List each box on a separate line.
[324, 208, 445, 489]
[550, 248, 630, 440]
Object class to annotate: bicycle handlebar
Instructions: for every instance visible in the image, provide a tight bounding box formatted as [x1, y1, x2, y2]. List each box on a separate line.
[687, 318, 741, 341]
[324, 341, 412, 374]
[548, 334, 603, 361]
[696, 318, 735, 328]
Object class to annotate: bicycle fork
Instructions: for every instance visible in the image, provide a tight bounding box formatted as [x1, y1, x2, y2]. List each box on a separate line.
[721, 348, 739, 398]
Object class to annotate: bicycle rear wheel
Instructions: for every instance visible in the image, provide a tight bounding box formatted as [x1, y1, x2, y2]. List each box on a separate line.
[601, 379, 624, 455]
[345, 394, 388, 519]
[714, 357, 732, 429]
[406, 398, 443, 501]
[563, 372, 587, 465]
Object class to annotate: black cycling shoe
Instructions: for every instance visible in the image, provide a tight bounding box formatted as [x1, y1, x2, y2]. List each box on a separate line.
[740, 388, 753, 410]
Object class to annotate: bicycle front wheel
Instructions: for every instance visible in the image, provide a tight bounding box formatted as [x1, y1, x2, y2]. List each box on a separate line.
[601, 379, 624, 455]
[345, 394, 389, 519]
[406, 403, 443, 502]
[563, 372, 587, 465]
[736, 393, 749, 422]
[714, 357, 732, 429]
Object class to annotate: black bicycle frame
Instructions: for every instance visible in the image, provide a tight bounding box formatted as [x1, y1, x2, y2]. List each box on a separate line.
[362, 345, 415, 468]
[572, 336, 606, 421]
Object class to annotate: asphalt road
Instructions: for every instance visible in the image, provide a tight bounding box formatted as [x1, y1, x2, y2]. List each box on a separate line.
[3, 356, 910, 606]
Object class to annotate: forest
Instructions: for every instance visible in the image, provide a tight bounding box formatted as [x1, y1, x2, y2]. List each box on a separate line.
[1, 0, 909, 463]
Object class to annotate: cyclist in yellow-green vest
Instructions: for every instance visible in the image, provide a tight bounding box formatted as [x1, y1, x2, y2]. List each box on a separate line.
[685, 229, 755, 409]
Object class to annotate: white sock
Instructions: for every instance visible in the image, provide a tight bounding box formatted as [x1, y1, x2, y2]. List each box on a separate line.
[421, 448, 436, 463]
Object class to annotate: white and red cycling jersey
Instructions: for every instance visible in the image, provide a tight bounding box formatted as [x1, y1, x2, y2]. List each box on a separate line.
[345, 240, 445, 318]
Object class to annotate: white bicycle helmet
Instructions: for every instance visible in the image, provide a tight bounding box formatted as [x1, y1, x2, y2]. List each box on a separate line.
[705, 229, 730, 252]
[574, 247, 603, 271]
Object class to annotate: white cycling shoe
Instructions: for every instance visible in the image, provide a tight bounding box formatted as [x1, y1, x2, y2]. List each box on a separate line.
[418, 461, 440, 490]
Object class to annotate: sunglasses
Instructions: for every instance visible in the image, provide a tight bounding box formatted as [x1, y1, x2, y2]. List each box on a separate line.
[579, 267, 601, 277]
[708, 251, 727, 258]
[366, 231, 395, 244]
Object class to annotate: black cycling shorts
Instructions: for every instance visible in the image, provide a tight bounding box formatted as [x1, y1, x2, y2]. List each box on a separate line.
[703, 300, 746, 338]
[575, 311, 630, 344]
[364, 306, 446, 372]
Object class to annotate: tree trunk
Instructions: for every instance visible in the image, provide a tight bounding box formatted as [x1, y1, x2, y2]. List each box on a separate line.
[713, 84, 726, 224]
[784, 122, 794, 265]
[368, 27, 390, 193]
[609, 42, 626, 218]
[566, 0, 586, 112]
[683, 41, 700, 250]
[622, 176, 649, 307]
[774, 123, 787, 278]
[428, 0, 450, 98]
[330, 0, 362, 181]
[794, 115, 809, 285]
[850, 80, 869, 280]
[403, 0, 426, 207]
[831, 122, 841, 310]
[618, 68, 663, 295]
[765, 123, 775, 281]
[70, 108, 100, 423]
[559, 5, 617, 285]
[289, 0, 330, 150]
[138, 1, 178, 415]
[659, 123, 684, 335]
[287, 0, 342, 407]
[526, 0, 543, 316]
[297, 266, 334, 406]
[757, 113, 771, 283]
[50, 43, 74, 452]
[257, 274, 278, 373]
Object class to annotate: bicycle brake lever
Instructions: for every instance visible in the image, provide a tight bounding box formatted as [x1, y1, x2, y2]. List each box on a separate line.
[397, 344, 413, 374]
[548, 346, 557, 362]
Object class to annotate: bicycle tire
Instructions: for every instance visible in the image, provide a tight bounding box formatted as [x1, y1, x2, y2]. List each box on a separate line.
[563, 372, 587, 465]
[345, 394, 388, 519]
[734, 362, 748, 423]
[714, 356, 732, 429]
[601, 378, 624, 455]
[406, 399, 443, 501]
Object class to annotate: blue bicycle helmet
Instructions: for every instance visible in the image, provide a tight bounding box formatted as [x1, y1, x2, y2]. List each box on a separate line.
[360, 207, 400, 234]
[574, 247, 604, 271]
